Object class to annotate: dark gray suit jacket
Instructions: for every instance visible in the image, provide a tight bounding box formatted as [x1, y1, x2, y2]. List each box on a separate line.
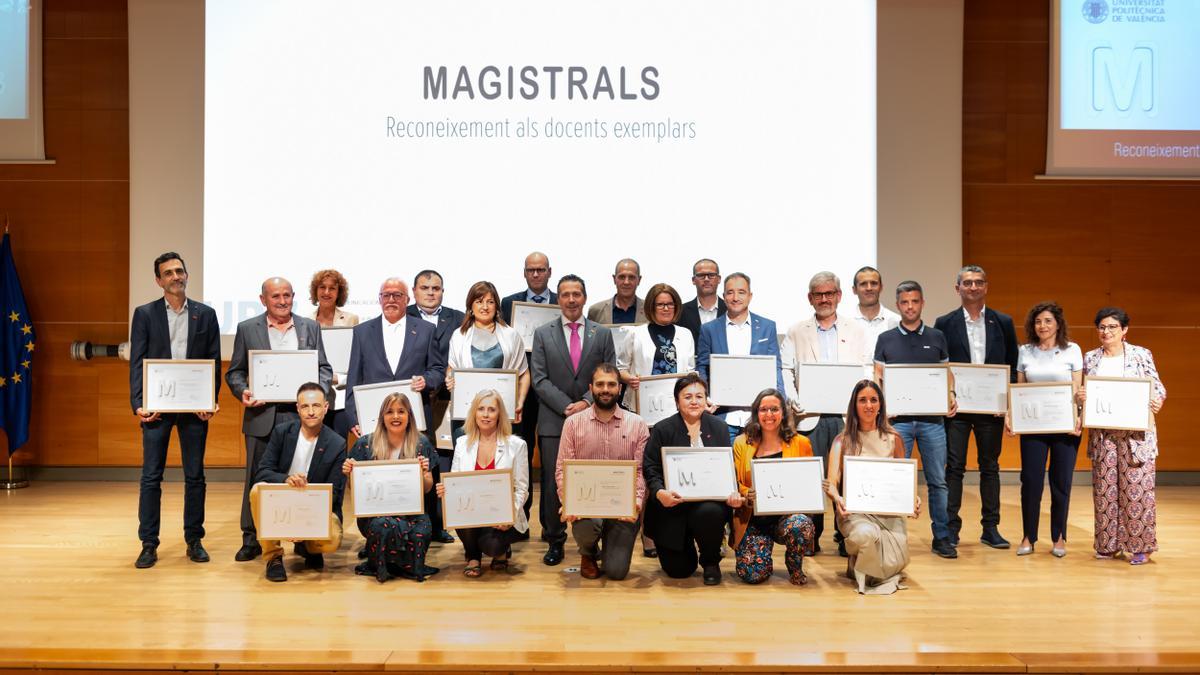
[529, 317, 616, 436]
[255, 420, 347, 521]
[344, 315, 447, 426]
[225, 312, 333, 438]
[129, 297, 222, 413]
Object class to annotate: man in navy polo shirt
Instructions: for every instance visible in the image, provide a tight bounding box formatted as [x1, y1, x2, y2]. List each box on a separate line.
[873, 280, 959, 559]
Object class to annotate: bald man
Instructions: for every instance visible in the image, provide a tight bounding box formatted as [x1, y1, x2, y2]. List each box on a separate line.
[587, 258, 647, 325]
[225, 276, 333, 561]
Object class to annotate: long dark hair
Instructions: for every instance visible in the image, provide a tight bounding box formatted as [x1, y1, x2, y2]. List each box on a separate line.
[742, 388, 796, 446]
[839, 380, 893, 456]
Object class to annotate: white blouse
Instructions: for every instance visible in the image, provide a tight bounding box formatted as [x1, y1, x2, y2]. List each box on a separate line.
[1017, 342, 1083, 383]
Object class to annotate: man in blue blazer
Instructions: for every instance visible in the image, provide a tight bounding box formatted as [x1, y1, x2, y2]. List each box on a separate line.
[129, 252, 222, 569]
[933, 265, 1018, 550]
[250, 383, 347, 582]
[226, 276, 333, 562]
[696, 272, 786, 445]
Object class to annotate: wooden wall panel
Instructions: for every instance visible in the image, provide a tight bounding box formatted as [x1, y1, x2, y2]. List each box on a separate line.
[963, 0, 1200, 469]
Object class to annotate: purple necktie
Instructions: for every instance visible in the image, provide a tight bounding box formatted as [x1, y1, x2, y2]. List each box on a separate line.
[568, 322, 582, 372]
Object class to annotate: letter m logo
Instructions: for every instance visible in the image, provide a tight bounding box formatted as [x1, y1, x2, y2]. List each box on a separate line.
[1092, 46, 1154, 114]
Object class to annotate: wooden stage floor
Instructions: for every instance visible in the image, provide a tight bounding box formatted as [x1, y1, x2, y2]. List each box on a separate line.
[2, 481, 1198, 674]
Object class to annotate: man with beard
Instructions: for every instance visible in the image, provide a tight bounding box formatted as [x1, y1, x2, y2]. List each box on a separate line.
[555, 363, 648, 581]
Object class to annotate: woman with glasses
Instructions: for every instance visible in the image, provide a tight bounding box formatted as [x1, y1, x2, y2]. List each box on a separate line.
[1079, 307, 1166, 566]
[618, 283, 695, 558]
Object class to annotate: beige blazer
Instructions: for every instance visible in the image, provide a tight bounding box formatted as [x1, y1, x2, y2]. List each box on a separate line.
[586, 295, 647, 325]
[310, 308, 359, 327]
[781, 315, 866, 404]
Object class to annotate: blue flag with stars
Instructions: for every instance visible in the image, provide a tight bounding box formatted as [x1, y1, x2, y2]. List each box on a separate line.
[0, 233, 34, 454]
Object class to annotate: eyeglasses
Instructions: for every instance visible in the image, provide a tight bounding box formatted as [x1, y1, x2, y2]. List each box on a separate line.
[810, 291, 839, 300]
[959, 280, 987, 288]
[654, 302, 676, 309]
[379, 292, 406, 301]
[693, 273, 719, 280]
[758, 407, 783, 415]
[524, 267, 549, 275]
[1097, 324, 1123, 333]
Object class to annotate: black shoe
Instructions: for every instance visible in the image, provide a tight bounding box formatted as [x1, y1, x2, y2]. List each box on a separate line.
[514, 530, 531, 541]
[134, 545, 157, 569]
[702, 564, 722, 585]
[235, 543, 262, 562]
[837, 538, 848, 558]
[186, 540, 210, 563]
[543, 543, 564, 566]
[265, 557, 287, 582]
[949, 532, 960, 546]
[433, 530, 455, 544]
[932, 538, 958, 559]
[304, 553, 324, 570]
[357, 546, 368, 559]
[980, 529, 1011, 549]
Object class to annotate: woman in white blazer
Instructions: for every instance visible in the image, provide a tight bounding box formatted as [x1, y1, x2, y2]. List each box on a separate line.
[446, 281, 530, 422]
[437, 389, 530, 577]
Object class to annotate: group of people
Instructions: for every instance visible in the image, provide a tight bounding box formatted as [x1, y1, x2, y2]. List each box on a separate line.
[128, 251, 1166, 592]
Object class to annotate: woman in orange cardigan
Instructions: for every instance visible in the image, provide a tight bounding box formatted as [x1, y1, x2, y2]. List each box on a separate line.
[732, 388, 816, 585]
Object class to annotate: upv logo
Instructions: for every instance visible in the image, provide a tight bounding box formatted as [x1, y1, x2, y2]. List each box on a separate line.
[1082, 0, 1109, 23]
[1092, 44, 1155, 115]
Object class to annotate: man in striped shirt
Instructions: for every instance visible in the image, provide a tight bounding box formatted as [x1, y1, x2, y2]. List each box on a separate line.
[555, 363, 649, 581]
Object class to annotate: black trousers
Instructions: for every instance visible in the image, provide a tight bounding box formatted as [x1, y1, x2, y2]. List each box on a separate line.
[656, 501, 727, 578]
[945, 412, 1004, 535]
[138, 413, 209, 547]
[458, 526, 521, 561]
[1019, 433, 1080, 544]
[799, 414, 844, 546]
[537, 435, 567, 545]
[515, 389, 540, 524]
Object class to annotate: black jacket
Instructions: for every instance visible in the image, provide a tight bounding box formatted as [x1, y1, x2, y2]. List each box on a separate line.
[642, 412, 731, 550]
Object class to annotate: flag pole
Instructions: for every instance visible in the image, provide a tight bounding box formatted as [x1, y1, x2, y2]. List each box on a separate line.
[3, 453, 28, 490]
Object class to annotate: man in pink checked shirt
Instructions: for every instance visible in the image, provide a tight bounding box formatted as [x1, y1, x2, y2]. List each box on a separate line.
[555, 363, 649, 581]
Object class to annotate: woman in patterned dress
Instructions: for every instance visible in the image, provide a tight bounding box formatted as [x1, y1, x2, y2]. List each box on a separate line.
[342, 392, 438, 582]
[1079, 307, 1166, 566]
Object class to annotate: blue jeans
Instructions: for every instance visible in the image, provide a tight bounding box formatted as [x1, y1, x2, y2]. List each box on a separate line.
[893, 417, 950, 541]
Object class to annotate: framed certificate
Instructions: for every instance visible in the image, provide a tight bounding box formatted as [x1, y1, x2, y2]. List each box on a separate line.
[320, 326, 354, 375]
[142, 359, 216, 413]
[353, 379, 426, 433]
[750, 457, 826, 516]
[1009, 382, 1077, 434]
[883, 364, 951, 416]
[602, 323, 638, 360]
[708, 354, 777, 407]
[349, 459, 425, 518]
[562, 460, 637, 519]
[795, 362, 864, 415]
[950, 363, 1010, 414]
[248, 349, 319, 403]
[1083, 376, 1153, 432]
[662, 447, 737, 501]
[633, 373, 685, 427]
[450, 368, 519, 421]
[510, 300, 562, 352]
[842, 456, 917, 517]
[441, 469, 515, 529]
[256, 483, 333, 540]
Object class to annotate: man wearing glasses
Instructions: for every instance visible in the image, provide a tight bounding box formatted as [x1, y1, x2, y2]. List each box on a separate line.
[679, 258, 726, 344]
[780, 271, 865, 553]
[934, 265, 1018, 551]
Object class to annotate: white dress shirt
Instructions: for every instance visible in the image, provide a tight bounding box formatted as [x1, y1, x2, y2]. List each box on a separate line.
[853, 305, 900, 367]
[526, 289, 551, 304]
[165, 299, 188, 360]
[561, 314, 585, 347]
[287, 431, 319, 477]
[697, 298, 720, 326]
[964, 306, 987, 364]
[816, 322, 838, 362]
[417, 306, 440, 326]
[382, 315, 407, 373]
[723, 315, 753, 428]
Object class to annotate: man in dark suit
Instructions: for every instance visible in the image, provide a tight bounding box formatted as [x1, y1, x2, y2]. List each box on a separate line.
[129, 252, 222, 569]
[226, 276, 333, 562]
[250, 382, 347, 582]
[934, 265, 1018, 550]
[678, 258, 726, 344]
[500, 252, 557, 535]
[530, 274, 616, 565]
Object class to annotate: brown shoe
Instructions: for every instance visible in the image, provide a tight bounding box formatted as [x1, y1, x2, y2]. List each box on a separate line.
[580, 554, 601, 579]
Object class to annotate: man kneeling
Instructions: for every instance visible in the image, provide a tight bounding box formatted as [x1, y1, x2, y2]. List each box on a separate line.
[250, 382, 347, 582]
[555, 364, 648, 580]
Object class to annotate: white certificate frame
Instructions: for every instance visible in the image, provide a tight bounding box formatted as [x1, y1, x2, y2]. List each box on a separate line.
[795, 362, 864, 415]
[842, 456, 917, 517]
[256, 483, 333, 540]
[510, 300, 562, 352]
[750, 457, 826, 516]
[949, 363, 1010, 415]
[662, 447, 737, 502]
[353, 379, 426, 433]
[449, 368, 519, 421]
[602, 323, 638, 361]
[633, 373, 685, 427]
[562, 460, 638, 520]
[1083, 376, 1153, 432]
[1009, 382, 1077, 435]
[142, 359, 216, 413]
[248, 349, 319, 403]
[320, 326, 354, 375]
[883, 364, 951, 416]
[349, 459, 425, 518]
[441, 469, 516, 529]
[708, 354, 777, 407]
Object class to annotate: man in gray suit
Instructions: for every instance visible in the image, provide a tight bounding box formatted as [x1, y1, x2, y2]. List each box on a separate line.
[586, 258, 647, 325]
[225, 277, 333, 562]
[531, 274, 617, 565]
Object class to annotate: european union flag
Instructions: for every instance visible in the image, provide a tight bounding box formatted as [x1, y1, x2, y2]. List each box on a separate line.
[0, 232, 34, 454]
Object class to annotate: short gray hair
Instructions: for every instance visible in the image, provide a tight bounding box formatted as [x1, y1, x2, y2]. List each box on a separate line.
[895, 280, 923, 298]
[808, 271, 841, 293]
[956, 265, 986, 285]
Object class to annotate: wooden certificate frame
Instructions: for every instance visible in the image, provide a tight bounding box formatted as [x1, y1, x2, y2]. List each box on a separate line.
[842, 456, 918, 517]
[662, 447, 737, 502]
[449, 368, 520, 421]
[440, 469, 516, 530]
[562, 459, 638, 520]
[349, 459, 425, 518]
[142, 359, 217, 413]
[1082, 376, 1153, 432]
[883, 364, 952, 416]
[948, 363, 1011, 415]
[1009, 382, 1077, 435]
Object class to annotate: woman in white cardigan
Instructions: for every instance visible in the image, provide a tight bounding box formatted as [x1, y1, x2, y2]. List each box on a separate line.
[446, 281, 530, 422]
[436, 389, 530, 577]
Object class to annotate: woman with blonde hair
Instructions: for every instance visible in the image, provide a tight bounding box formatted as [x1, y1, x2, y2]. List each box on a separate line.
[437, 390, 530, 577]
[342, 392, 437, 582]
